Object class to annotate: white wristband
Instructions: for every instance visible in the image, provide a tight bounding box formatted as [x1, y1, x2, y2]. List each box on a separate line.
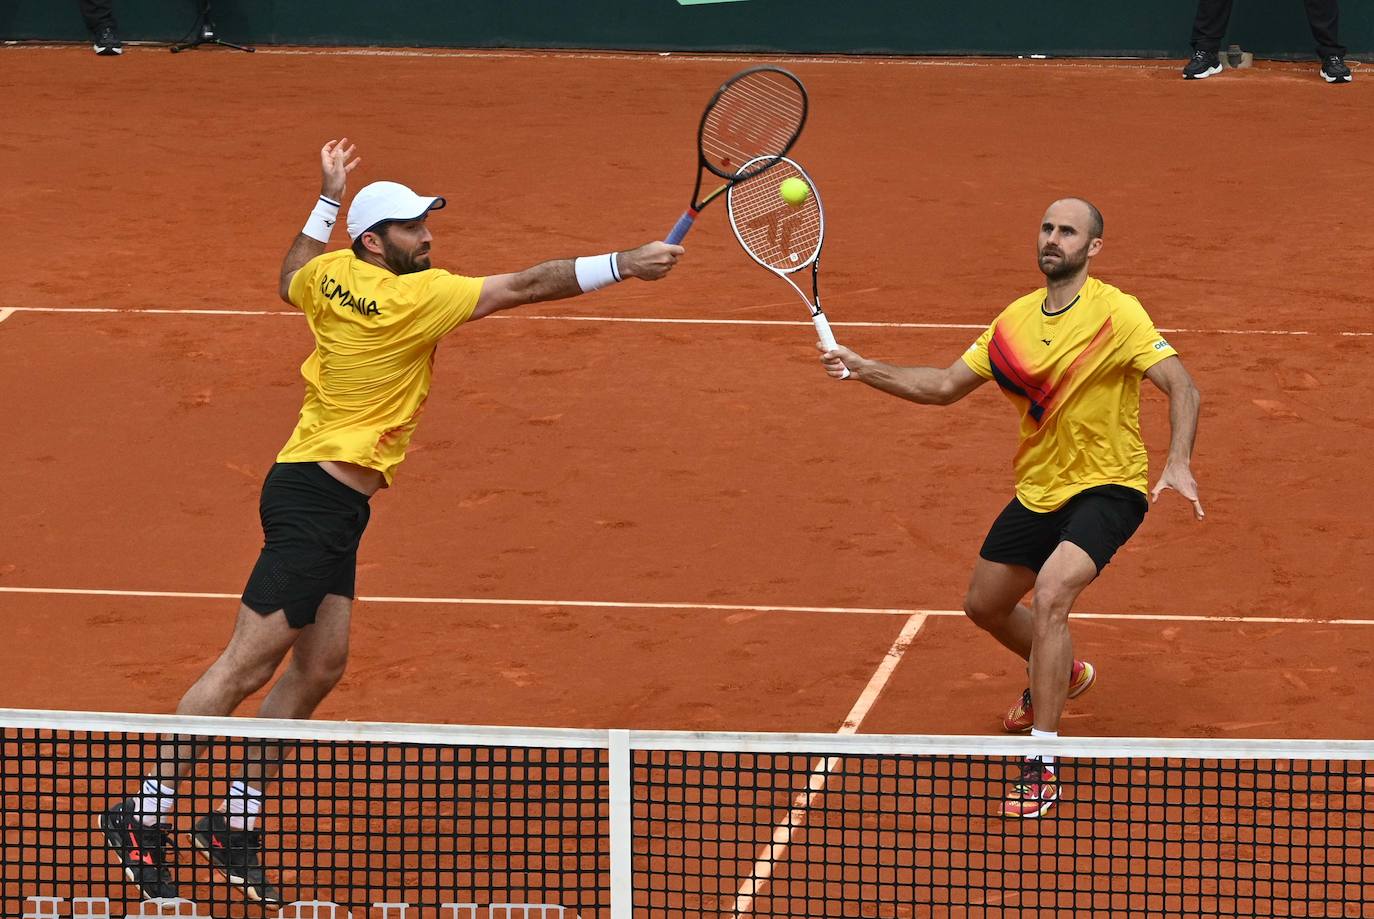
[574, 253, 622, 293]
[302, 195, 342, 243]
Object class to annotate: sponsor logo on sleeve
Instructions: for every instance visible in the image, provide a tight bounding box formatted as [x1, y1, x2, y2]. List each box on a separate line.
[1153, 339, 1170, 351]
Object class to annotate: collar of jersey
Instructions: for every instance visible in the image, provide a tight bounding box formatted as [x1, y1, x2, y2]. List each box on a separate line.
[1041, 292, 1082, 318]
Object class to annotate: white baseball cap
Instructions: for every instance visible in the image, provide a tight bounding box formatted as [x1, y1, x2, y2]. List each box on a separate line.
[346, 181, 446, 240]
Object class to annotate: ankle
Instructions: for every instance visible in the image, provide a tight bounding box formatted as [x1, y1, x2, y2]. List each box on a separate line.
[1030, 727, 1059, 769]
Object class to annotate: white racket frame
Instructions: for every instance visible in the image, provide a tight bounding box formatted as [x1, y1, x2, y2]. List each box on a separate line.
[727, 156, 849, 378]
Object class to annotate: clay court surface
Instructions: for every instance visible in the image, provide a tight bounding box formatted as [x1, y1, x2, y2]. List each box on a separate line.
[3, 42, 1374, 919]
[3, 45, 1371, 739]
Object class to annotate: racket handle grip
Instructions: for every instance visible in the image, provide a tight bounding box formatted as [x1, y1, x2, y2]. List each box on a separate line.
[666, 209, 697, 245]
[814, 313, 851, 380]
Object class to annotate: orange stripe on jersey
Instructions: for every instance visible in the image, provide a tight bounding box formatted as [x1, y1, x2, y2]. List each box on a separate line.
[1039, 316, 1114, 419]
[989, 317, 1114, 426]
[988, 326, 1052, 422]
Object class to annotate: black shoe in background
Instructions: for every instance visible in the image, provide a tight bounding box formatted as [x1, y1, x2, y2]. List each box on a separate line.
[1322, 56, 1352, 83]
[1182, 49, 1222, 80]
[93, 25, 122, 56]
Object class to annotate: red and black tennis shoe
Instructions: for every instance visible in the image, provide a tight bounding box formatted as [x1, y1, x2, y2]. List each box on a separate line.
[191, 813, 283, 903]
[998, 757, 1060, 818]
[99, 801, 180, 900]
[1001, 659, 1097, 733]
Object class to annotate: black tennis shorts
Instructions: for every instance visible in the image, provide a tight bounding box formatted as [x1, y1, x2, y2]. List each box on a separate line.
[979, 484, 1148, 574]
[241, 462, 372, 628]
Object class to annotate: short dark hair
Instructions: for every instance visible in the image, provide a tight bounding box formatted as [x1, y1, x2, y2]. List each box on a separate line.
[350, 220, 393, 257]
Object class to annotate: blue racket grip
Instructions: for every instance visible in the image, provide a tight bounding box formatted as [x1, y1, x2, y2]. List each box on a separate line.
[666, 209, 698, 245]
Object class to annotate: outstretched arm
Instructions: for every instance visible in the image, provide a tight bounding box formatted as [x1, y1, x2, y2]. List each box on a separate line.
[1145, 355, 1204, 518]
[819, 344, 987, 405]
[278, 138, 361, 304]
[469, 242, 684, 321]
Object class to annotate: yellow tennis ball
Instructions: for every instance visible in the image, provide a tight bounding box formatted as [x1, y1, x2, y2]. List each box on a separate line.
[779, 176, 810, 207]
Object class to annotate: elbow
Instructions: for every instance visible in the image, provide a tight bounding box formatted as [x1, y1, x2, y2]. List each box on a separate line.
[931, 382, 962, 406]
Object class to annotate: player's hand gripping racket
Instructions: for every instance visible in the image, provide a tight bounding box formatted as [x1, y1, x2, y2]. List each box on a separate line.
[665, 67, 808, 245]
[727, 156, 850, 379]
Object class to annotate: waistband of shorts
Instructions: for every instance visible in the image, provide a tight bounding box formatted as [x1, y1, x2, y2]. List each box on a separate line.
[1070, 483, 1148, 509]
[268, 462, 372, 506]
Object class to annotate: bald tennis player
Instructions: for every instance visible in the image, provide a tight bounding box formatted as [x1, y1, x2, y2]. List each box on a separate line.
[820, 198, 1202, 818]
[101, 139, 684, 901]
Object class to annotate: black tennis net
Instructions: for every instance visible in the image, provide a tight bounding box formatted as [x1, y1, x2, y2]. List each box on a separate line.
[4, 709, 1373, 918]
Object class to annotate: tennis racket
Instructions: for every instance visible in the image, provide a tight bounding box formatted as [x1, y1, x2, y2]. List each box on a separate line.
[727, 156, 849, 379]
[665, 67, 808, 245]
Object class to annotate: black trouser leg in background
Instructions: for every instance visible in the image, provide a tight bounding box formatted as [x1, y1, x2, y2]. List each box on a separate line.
[1303, 0, 1346, 58]
[1190, 0, 1235, 52]
[78, 0, 116, 33]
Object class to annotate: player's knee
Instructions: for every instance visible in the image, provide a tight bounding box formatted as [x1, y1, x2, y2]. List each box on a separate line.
[963, 592, 1007, 631]
[1031, 586, 1075, 623]
[222, 658, 278, 698]
[295, 652, 348, 692]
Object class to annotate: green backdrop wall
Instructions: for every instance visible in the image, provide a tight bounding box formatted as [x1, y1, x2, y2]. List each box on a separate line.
[3, 0, 1369, 57]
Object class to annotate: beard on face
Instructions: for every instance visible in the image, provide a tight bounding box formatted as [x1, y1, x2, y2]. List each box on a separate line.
[1038, 244, 1087, 281]
[381, 234, 431, 275]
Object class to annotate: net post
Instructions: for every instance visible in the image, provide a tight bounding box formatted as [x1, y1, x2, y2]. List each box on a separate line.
[608, 728, 633, 919]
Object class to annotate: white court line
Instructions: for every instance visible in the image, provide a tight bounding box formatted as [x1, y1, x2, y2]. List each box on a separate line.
[0, 308, 14, 324]
[0, 585, 1369, 625]
[5, 306, 296, 317]
[729, 612, 927, 916]
[839, 614, 930, 731]
[3, 306, 1368, 338]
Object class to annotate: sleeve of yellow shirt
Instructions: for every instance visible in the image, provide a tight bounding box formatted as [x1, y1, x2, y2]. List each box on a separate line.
[287, 255, 325, 312]
[413, 271, 485, 341]
[960, 322, 996, 379]
[1119, 298, 1178, 373]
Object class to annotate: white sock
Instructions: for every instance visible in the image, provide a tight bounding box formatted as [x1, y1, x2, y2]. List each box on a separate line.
[132, 779, 176, 826]
[221, 780, 264, 831]
[1030, 728, 1059, 771]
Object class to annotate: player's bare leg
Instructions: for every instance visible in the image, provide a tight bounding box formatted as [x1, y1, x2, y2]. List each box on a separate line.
[254, 594, 351, 723]
[1028, 542, 1098, 733]
[176, 604, 301, 716]
[998, 542, 1097, 818]
[190, 597, 349, 905]
[963, 558, 1037, 659]
[145, 604, 302, 782]
[101, 604, 299, 898]
[230, 593, 352, 815]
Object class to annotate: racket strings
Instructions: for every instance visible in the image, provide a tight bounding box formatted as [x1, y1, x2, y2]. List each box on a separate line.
[701, 71, 805, 179]
[727, 160, 822, 273]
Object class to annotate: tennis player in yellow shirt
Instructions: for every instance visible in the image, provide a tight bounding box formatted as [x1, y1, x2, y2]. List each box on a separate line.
[100, 139, 683, 900]
[820, 198, 1202, 818]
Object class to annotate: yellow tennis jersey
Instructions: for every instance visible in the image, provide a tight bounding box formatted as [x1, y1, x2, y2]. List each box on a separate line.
[961, 277, 1177, 512]
[278, 250, 483, 484]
